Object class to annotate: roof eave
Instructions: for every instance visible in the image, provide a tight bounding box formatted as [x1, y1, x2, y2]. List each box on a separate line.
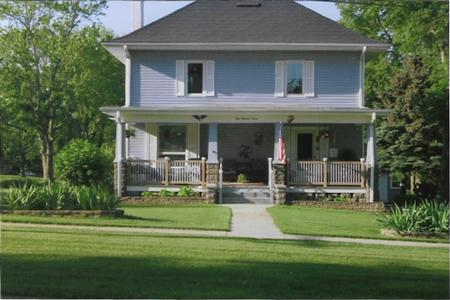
[103, 42, 390, 62]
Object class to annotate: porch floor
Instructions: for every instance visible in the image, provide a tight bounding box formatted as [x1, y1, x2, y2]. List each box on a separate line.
[287, 185, 367, 194]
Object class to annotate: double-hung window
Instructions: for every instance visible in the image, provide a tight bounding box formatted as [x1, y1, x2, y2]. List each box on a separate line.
[275, 60, 315, 97]
[286, 61, 304, 95]
[159, 125, 186, 160]
[187, 63, 203, 95]
[176, 60, 215, 96]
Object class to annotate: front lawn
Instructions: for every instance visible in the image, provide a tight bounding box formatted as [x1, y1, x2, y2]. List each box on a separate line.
[268, 206, 449, 242]
[2, 225, 448, 299]
[1, 205, 231, 231]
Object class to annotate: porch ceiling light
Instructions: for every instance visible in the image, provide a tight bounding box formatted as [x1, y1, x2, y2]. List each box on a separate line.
[192, 115, 207, 121]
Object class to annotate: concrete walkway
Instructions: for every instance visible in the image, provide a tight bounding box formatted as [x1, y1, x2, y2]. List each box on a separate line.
[224, 204, 284, 238]
[3, 220, 448, 248]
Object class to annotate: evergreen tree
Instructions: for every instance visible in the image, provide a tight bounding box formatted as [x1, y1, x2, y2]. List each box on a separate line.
[377, 57, 445, 198]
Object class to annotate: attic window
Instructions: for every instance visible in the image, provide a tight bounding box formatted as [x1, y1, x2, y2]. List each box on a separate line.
[236, 0, 262, 7]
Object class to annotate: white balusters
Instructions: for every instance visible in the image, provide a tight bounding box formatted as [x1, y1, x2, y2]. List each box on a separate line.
[126, 159, 205, 186]
[288, 160, 365, 186]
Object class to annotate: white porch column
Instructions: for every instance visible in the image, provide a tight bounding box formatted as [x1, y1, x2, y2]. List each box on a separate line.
[366, 112, 377, 202]
[114, 112, 126, 197]
[207, 123, 218, 163]
[274, 122, 282, 162]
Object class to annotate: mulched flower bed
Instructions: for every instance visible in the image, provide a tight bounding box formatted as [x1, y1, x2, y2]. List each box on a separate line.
[289, 200, 386, 212]
[120, 196, 213, 205]
[381, 228, 449, 238]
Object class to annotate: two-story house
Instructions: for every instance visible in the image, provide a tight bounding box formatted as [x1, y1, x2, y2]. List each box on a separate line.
[101, 0, 390, 203]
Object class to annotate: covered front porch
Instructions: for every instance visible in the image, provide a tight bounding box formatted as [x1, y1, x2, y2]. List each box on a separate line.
[102, 105, 387, 203]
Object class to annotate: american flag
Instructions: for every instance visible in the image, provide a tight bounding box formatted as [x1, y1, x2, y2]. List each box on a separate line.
[278, 122, 287, 164]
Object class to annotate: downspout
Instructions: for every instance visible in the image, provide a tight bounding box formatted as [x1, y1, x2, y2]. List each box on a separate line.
[359, 46, 367, 107]
[124, 45, 131, 107]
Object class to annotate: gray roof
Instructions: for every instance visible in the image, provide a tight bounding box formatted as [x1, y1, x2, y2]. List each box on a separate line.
[108, 0, 385, 46]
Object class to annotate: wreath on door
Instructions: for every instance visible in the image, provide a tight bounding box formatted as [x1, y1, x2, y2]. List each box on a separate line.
[239, 144, 252, 159]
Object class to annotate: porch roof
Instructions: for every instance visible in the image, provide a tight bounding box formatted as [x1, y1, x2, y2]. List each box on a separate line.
[101, 104, 390, 116]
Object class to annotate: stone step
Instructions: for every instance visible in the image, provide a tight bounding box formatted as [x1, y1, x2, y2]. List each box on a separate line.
[221, 186, 273, 204]
[223, 192, 270, 198]
[222, 197, 273, 204]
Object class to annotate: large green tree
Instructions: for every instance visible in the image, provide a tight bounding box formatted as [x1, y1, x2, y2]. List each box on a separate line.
[0, 108, 40, 176]
[338, 1, 449, 200]
[377, 57, 444, 196]
[0, 0, 123, 180]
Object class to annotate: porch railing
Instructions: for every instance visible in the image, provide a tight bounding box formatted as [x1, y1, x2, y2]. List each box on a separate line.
[288, 159, 366, 187]
[127, 158, 206, 186]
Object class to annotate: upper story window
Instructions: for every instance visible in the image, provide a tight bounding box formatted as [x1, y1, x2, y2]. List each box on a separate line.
[176, 60, 215, 97]
[286, 62, 304, 95]
[187, 63, 203, 94]
[275, 60, 315, 98]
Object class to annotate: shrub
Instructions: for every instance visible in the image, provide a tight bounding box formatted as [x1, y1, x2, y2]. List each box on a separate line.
[160, 188, 175, 197]
[237, 173, 248, 183]
[55, 139, 111, 186]
[178, 186, 196, 197]
[0, 175, 46, 189]
[3, 183, 119, 211]
[296, 193, 311, 201]
[378, 200, 449, 234]
[393, 192, 419, 206]
[141, 191, 159, 197]
[333, 194, 350, 202]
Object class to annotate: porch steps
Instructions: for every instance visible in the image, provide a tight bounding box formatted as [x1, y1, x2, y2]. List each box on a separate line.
[221, 186, 272, 204]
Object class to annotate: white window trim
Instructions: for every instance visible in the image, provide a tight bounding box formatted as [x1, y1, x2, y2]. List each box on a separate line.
[185, 60, 207, 97]
[284, 60, 306, 98]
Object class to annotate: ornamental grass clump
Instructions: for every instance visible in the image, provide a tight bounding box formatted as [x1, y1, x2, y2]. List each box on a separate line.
[3, 183, 119, 211]
[74, 185, 119, 210]
[378, 200, 449, 234]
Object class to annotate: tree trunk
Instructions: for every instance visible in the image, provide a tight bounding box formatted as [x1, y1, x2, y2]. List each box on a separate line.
[440, 129, 449, 201]
[40, 135, 55, 182]
[19, 133, 27, 177]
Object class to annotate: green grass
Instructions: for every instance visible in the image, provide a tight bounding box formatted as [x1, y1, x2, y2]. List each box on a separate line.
[268, 206, 449, 242]
[1, 205, 231, 231]
[2, 225, 448, 299]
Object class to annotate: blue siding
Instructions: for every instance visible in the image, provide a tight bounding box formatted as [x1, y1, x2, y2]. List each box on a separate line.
[131, 51, 360, 108]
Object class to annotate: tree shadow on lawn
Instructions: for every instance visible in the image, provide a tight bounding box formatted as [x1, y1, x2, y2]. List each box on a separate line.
[2, 252, 448, 299]
[121, 214, 168, 222]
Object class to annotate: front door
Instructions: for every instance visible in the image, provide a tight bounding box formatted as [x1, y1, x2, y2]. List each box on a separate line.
[297, 133, 313, 160]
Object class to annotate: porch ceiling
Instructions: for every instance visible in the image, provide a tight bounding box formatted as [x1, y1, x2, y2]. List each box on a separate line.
[101, 105, 390, 124]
